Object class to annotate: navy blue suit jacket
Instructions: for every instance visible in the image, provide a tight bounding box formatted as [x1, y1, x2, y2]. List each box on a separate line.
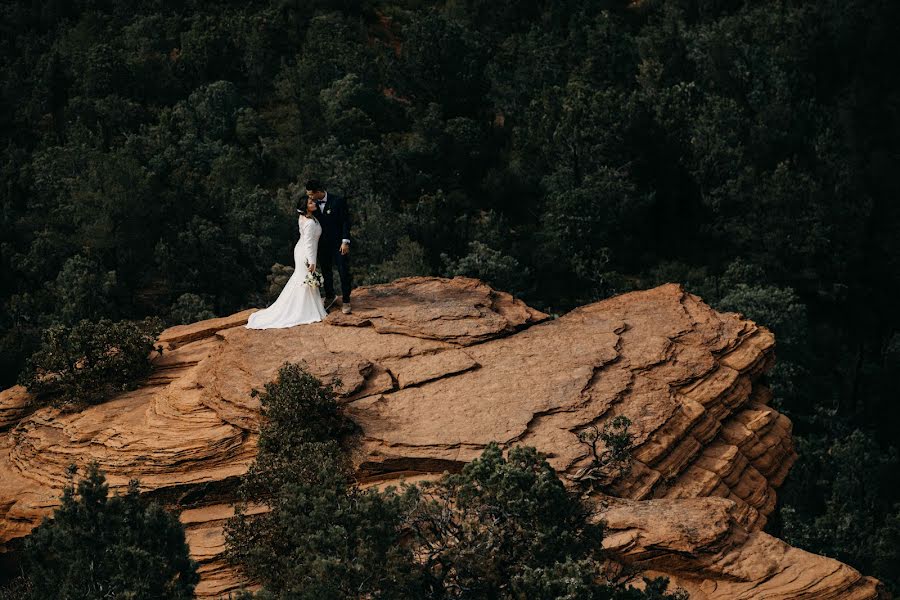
[314, 192, 351, 247]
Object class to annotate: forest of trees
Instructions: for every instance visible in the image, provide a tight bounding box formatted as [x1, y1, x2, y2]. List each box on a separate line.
[1, 0, 898, 591]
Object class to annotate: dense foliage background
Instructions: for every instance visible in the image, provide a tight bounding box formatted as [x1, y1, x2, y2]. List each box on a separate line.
[2, 0, 898, 590]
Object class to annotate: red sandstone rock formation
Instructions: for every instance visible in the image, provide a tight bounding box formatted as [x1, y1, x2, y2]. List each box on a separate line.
[0, 277, 886, 598]
[0, 386, 34, 431]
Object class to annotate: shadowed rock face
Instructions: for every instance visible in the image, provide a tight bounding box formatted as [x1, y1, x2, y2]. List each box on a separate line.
[0, 277, 886, 599]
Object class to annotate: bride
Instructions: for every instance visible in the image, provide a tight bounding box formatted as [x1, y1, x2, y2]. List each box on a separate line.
[246, 196, 327, 329]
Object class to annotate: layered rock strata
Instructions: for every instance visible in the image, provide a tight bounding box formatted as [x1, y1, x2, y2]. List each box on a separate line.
[601, 497, 883, 599]
[0, 386, 34, 431]
[0, 277, 884, 598]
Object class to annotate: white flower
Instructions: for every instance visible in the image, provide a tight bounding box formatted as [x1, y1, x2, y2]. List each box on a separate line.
[304, 270, 324, 288]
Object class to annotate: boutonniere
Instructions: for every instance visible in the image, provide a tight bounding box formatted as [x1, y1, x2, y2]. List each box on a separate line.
[326, 209, 332, 214]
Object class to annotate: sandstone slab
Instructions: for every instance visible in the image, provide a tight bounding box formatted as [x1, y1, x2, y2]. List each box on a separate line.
[0, 277, 882, 598]
[0, 386, 34, 431]
[600, 496, 886, 599]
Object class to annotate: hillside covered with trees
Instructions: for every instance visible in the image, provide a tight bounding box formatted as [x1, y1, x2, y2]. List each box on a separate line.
[1, 0, 898, 591]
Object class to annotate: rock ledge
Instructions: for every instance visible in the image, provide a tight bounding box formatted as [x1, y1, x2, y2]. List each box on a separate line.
[0, 277, 885, 599]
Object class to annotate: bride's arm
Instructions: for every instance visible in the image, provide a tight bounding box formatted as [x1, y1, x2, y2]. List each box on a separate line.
[302, 217, 319, 271]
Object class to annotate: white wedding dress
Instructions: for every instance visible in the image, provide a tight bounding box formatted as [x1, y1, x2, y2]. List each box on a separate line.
[246, 215, 327, 329]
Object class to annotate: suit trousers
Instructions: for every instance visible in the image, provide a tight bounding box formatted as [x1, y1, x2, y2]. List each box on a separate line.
[318, 239, 352, 302]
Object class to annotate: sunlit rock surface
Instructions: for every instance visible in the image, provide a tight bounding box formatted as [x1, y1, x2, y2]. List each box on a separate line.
[0, 277, 884, 598]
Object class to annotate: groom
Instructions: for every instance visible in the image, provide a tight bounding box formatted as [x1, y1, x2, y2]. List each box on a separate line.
[305, 179, 352, 314]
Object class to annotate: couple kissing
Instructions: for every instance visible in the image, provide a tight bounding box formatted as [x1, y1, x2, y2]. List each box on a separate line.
[246, 179, 352, 330]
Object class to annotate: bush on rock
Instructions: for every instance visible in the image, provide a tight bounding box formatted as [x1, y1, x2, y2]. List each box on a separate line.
[13, 464, 198, 599]
[18, 317, 164, 407]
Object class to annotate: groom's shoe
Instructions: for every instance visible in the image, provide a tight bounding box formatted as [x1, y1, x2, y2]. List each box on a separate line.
[341, 302, 352, 315]
[323, 296, 337, 311]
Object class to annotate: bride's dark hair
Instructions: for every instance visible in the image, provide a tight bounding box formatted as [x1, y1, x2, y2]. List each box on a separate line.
[297, 196, 318, 222]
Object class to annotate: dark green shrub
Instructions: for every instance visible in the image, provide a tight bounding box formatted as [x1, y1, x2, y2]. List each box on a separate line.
[168, 293, 216, 325]
[264, 263, 294, 301]
[407, 442, 606, 598]
[18, 317, 164, 407]
[224, 363, 396, 597]
[442, 240, 531, 299]
[19, 464, 198, 599]
[0, 576, 31, 600]
[230, 465, 424, 598]
[49, 253, 119, 326]
[231, 362, 360, 501]
[405, 441, 686, 599]
[365, 236, 432, 285]
[575, 415, 636, 491]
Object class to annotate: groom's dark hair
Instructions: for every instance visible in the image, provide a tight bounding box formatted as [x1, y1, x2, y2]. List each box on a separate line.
[305, 179, 325, 192]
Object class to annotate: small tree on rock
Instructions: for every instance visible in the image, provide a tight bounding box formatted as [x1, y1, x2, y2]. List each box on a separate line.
[20, 463, 198, 599]
[18, 317, 164, 407]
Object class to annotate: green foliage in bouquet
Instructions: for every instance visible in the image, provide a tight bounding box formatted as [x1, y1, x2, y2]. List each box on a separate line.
[18, 317, 164, 407]
[15, 464, 198, 600]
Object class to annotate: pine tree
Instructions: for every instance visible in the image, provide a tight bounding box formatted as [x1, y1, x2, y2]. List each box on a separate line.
[20, 464, 198, 600]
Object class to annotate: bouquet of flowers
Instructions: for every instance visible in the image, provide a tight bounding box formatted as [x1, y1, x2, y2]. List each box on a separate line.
[303, 267, 324, 288]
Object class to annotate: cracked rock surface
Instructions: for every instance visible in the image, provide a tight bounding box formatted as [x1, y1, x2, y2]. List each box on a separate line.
[0, 277, 885, 598]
